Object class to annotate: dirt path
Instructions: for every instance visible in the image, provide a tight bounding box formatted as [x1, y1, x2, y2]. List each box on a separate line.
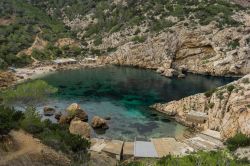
[0, 130, 70, 166]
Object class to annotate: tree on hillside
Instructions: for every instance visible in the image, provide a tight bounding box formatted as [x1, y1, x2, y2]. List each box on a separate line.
[1, 80, 57, 108]
[0, 105, 23, 137]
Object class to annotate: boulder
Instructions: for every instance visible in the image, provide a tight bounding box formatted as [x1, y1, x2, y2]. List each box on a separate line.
[66, 103, 80, 115]
[156, 67, 165, 74]
[104, 117, 111, 121]
[75, 109, 88, 122]
[43, 107, 56, 116]
[69, 119, 91, 139]
[162, 69, 176, 77]
[59, 115, 72, 124]
[55, 112, 62, 120]
[91, 116, 109, 129]
[178, 73, 186, 78]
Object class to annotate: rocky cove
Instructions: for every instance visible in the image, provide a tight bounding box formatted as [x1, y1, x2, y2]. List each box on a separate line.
[34, 66, 236, 141]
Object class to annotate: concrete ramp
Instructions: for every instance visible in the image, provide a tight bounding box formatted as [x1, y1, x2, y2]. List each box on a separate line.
[90, 138, 107, 152]
[102, 140, 124, 160]
[152, 138, 193, 157]
[134, 141, 158, 158]
[123, 142, 134, 160]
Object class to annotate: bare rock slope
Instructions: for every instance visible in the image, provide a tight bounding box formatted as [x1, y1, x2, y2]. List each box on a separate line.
[97, 22, 250, 77]
[152, 74, 250, 140]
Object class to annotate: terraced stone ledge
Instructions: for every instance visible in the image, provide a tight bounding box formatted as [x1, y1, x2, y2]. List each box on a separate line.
[89, 129, 224, 160]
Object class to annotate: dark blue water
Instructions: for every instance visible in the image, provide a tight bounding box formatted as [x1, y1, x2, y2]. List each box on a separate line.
[39, 66, 235, 140]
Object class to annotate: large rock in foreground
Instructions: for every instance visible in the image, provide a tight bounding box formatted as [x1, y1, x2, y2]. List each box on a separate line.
[91, 116, 109, 129]
[69, 119, 91, 139]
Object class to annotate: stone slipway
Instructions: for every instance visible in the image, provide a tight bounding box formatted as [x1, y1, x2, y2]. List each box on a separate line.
[89, 129, 224, 160]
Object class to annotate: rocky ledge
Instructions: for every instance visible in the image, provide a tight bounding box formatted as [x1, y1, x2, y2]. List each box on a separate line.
[152, 74, 250, 140]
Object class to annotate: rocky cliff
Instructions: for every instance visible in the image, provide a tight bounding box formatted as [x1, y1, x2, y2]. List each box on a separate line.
[97, 21, 250, 77]
[152, 74, 250, 140]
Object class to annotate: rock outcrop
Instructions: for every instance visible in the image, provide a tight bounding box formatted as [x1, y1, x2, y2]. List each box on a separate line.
[55, 38, 80, 48]
[152, 74, 250, 140]
[91, 116, 109, 129]
[0, 72, 16, 90]
[97, 22, 250, 77]
[69, 118, 91, 139]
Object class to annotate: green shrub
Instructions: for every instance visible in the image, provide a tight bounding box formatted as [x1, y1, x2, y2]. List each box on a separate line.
[132, 36, 146, 43]
[19, 107, 90, 163]
[20, 107, 44, 134]
[107, 47, 117, 53]
[242, 78, 249, 84]
[121, 151, 249, 166]
[204, 88, 217, 97]
[216, 91, 224, 100]
[208, 102, 215, 109]
[246, 38, 250, 45]
[0, 105, 23, 136]
[1, 80, 57, 107]
[228, 40, 240, 50]
[227, 85, 235, 92]
[93, 36, 102, 46]
[226, 133, 250, 151]
[149, 19, 174, 32]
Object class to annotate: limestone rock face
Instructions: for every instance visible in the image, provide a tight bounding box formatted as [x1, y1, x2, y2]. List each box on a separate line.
[97, 23, 250, 77]
[152, 74, 250, 140]
[0, 72, 16, 89]
[91, 116, 109, 129]
[69, 119, 91, 139]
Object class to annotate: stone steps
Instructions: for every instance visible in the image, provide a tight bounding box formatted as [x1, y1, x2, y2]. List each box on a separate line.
[89, 130, 225, 160]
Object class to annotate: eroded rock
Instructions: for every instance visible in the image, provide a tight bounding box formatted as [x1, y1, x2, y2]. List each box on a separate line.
[91, 116, 109, 129]
[152, 74, 250, 140]
[69, 118, 91, 139]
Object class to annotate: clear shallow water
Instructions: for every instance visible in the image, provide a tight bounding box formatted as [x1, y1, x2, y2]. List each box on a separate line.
[39, 66, 235, 140]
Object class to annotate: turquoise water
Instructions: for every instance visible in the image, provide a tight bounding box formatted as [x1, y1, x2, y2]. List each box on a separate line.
[39, 66, 235, 140]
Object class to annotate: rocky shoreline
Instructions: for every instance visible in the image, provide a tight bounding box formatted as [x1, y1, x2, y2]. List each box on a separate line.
[151, 74, 250, 140]
[0, 59, 105, 90]
[2, 59, 249, 141]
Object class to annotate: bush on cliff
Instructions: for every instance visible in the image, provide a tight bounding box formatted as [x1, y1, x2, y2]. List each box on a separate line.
[20, 107, 90, 164]
[204, 88, 217, 97]
[226, 133, 250, 151]
[0, 105, 23, 136]
[1, 80, 57, 107]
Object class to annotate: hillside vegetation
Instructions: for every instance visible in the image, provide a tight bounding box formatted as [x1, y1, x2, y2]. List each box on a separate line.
[0, 0, 76, 69]
[0, 0, 247, 69]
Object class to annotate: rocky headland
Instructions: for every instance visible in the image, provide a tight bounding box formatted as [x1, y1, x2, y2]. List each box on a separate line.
[152, 74, 250, 140]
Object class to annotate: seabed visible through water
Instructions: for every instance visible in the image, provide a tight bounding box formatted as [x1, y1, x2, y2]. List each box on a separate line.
[37, 66, 235, 141]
